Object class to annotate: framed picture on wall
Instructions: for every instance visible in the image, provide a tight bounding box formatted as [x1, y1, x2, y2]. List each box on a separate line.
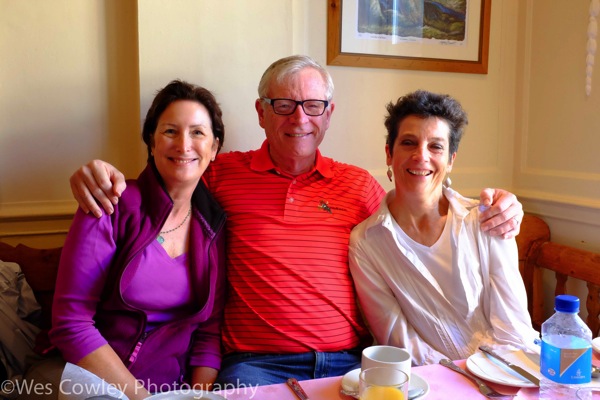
[327, 0, 491, 74]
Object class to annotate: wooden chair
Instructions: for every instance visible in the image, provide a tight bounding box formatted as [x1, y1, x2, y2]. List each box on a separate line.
[517, 214, 600, 336]
[516, 214, 550, 309]
[529, 241, 600, 336]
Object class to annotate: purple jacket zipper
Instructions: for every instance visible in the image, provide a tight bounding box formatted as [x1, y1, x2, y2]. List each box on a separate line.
[128, 332, 148, 364]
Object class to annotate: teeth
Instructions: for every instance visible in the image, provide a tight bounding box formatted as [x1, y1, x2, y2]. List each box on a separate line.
[408, 169, 431, 176]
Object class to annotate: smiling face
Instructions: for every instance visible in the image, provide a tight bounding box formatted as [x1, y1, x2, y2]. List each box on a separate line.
[152, 100, 218, 194]
[387, 115, 456, 198]
[256, 67, 335, 175]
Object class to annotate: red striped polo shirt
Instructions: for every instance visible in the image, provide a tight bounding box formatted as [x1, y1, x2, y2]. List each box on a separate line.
[203, 140, 385, 353]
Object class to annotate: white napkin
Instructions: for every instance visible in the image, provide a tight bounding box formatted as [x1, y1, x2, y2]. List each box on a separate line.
[58, 362, 128, 400]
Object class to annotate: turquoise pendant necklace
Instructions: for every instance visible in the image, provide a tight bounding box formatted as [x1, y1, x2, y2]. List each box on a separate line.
[157, 206, 191, 244]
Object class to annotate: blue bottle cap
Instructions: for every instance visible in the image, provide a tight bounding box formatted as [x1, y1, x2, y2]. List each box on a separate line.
[555, 294, 580, 313]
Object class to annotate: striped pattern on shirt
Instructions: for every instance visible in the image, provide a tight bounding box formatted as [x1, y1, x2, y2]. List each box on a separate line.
[203, 141, 385, 353]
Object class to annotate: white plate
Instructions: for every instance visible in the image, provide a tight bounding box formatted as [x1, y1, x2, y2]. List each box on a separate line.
[145, 390, 226, 399]
[466, 349, 542, 388]
[592, 337, 600, 354]
[340, 368, 429, 399]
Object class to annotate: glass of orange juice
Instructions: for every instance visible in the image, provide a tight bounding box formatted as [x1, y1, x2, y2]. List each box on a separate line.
[359, 367, 408, 400]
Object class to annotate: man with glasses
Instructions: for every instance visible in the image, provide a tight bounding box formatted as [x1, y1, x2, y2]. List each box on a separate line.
[69, 55, 524, 387]
[261, 98, 329, 116]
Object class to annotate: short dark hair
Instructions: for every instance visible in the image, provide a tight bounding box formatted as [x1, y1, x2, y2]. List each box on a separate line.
[142, 80, 225, 161]
[384, 90, 468, 159]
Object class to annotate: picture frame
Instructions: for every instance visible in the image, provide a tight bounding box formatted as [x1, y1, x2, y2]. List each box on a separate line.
[327, 0, 491, 74]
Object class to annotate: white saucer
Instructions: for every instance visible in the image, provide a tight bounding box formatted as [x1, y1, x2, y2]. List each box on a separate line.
[592, 337, 600, 354]
[341, 368, 429, 399]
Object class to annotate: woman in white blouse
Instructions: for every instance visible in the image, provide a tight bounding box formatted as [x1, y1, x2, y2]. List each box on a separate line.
[349, 90, 538, 366]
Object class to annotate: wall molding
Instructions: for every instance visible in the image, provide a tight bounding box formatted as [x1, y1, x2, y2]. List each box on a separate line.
[0, 200, 77, 219]
[517, 169, 600, 203]
[518, 191, 600, 227]
[0, 214, 73, 238]
[0, 201, 75, 246]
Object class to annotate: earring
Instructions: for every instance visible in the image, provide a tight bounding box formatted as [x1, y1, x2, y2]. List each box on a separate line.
[443, 175, 452, 188]
[387, 166, 393, 182]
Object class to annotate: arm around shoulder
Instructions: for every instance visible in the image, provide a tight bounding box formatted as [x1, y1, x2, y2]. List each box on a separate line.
[478, 188, 523, 239]
[70, 159, 127, 217]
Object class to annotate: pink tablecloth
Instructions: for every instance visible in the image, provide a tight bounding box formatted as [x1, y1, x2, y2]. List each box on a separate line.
[214, 359, 542, 400]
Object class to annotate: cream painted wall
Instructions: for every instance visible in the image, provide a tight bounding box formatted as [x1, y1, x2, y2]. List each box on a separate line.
[515, 0, 600, 253]
[1, 0, 598, 264]
[514, 0, 600, 318]
[0, 0, 141, 220]
[1, 0, 106, 216]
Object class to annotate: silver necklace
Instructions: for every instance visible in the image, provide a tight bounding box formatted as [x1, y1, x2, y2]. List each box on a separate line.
[156, 206, 191, 244]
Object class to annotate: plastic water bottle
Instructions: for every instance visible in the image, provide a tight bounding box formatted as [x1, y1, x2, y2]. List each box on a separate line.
[539, 294, 592, 400]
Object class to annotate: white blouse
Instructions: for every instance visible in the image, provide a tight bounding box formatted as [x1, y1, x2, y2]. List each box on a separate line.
[349, 187, 539, 365]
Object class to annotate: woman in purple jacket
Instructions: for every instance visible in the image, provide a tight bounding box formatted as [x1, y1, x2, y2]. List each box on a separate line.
[49, 80, 227, 399]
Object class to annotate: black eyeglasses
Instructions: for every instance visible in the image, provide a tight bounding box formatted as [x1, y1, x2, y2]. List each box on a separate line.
[262, 98, 329, 116]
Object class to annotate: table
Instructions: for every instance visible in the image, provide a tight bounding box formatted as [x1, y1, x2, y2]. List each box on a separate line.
[214, 360, 541, 399]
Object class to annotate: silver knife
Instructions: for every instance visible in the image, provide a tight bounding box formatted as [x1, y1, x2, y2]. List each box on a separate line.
[287, 378, 311, 400]
[479, 345, 540, 386]
[440, 358, 503, 398]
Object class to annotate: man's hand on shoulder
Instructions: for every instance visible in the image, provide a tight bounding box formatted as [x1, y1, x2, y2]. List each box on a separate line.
[70, 160, 126, 217]
[478, 188, 523, 239]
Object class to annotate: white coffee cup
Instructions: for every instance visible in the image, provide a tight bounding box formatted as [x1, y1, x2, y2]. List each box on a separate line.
[361, 345, 411, 383]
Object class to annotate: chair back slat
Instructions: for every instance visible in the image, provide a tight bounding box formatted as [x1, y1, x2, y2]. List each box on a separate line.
[529, 241, 600, 336]
[587, 284, 600, 336]
[554, 273, 567, 296]
[517, 215, 600, 336]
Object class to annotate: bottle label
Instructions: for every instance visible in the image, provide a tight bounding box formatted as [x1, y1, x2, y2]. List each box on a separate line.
[541, 341, 592, 384]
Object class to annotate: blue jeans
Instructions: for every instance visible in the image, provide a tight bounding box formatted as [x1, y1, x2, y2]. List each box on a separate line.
[215, 350, 362, 387]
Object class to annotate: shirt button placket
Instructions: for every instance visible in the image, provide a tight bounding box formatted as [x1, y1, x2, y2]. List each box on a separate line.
[288, 178, 297, 203]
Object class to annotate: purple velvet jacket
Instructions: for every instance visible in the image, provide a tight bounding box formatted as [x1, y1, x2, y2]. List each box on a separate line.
[50, 163, 227, 389]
